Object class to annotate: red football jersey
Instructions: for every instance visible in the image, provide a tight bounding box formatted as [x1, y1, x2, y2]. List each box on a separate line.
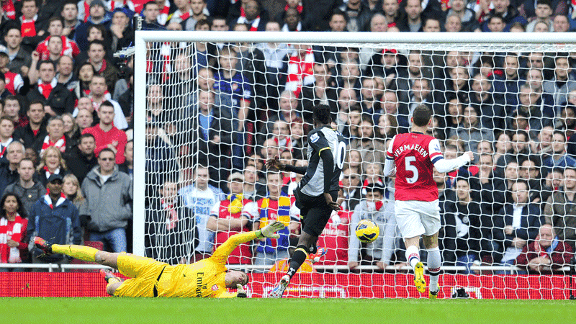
[386, 132, 443, 202]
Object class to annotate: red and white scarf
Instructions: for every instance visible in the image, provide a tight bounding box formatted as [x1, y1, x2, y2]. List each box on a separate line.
[0, 137, 13, 159]
[160, 42, 172, 81]
[36, 36, 81, 59]
[43, 165, 61, 179]
[2, 0, 15, 20]
[107, 0, 134, 11]
[161, 199, 178, 230]
[238, 7, 260, 31]
[20, 14, 37, 37]
[156, 0, 170, 25]
[285, 3, 303, 14]
[38, 78, 58, 99]
[285, 47, 315, 97]
[0, 214, 24, 263]
[274, 136, 292, 152]
[44, 191, 67, 209]
[41, 135, 66, 156]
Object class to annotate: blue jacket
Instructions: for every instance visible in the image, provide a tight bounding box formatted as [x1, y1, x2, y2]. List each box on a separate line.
[27, 195, 82, 262]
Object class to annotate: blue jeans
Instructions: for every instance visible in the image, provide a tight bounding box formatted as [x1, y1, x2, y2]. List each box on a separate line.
[89, 228, 127, 253]
[456, 254, 477, 274]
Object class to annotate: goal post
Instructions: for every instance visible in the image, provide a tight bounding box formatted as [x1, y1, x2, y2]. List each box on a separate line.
[133, 31, 576, 298]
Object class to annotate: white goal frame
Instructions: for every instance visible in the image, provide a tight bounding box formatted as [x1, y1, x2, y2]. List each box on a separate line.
[133, 30, 576, 260]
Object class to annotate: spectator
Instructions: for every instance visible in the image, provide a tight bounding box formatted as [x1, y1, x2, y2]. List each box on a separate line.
[75, 0, 112, 52]
[542, 131, 576, 174]
[481, 0, 527, 32]
[207, 172, 253, 265]
[552, 14, 570, 32]
[519, 157, 547, 203]
[118, 140, 133, 178]
[544, 167, 576, 249]
[543, 55, 576, 109]
[516, 224, 573, 273]
[0, 141, 25, 197]
[446, 0, 477, 31]
[441, 178, 486, 273]
[35, 145, 68, 187]
[35, 17, 80, 60]
[64, 133, 98, 185]
[108, 8, 134, 55]
[0, 193, 29, 271]
[301, 0, 341, 31]
[82, 101, 127, 165]
[181, 0, 210, 31]
[140, 0, 166, 30]
[87, 76, 128, 130]
[146, 180, 197, 265]
[525, 0, 554, 32]
[142, 121, 179, 198]
[476, 153, 507, 215]
[251, 172, 297, 270]
[495, 130, 531, 178]
[62, 173, 85, 211]
[27, 60, 77, 116]
[75, 104, 95, 134]
[62, 113, 80, 145]
[401, 0, 424, 32]
[444, 14, 463, 32]
[2, 94, 27, 129]
[80, 148, 132, 252]
[86, 40, 119, 94]
[60, 0, 81, 39]
[493, 53, 523, 111]
[493, 181, 542, 266]
[4, 27, 31, 75]
[0, 116, 15, 160]
[191, 89, 233, 189]
[449, 106, 494, 154]
[56, 56, 77, 91]
[2, 158, 45, 216]
[348, 183, 398, 271]
[242, 164, 266, 201]
[27, 173, 81, 267]
[179, 164, 225, 261]
[300, 62, 340, 122]
[33, 115, 74, 157]
[532, 125, 554, 157]
[341, 166, 363, 211]
[469, 73, 505, 130]
[18, 0, 48, 51]
[349, 117, 386, 170]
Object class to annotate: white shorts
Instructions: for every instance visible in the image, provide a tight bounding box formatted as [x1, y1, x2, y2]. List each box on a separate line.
[394, 200, 441, 239]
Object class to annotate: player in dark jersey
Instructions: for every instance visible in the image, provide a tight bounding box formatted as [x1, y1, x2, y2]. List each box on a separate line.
[265, 104, 346, 298]
[384, 105, 473, 298]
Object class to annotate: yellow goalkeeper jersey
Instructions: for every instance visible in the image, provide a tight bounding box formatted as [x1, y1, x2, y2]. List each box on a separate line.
[156, 231, 256, 298]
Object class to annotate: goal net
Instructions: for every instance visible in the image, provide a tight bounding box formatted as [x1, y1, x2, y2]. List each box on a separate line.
[134, 32, 576, 299]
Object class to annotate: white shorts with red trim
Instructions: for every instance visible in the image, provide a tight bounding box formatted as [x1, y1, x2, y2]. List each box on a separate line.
[394, 200, 440, 239]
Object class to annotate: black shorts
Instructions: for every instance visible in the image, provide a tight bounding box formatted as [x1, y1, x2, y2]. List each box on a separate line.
[295, 190, 338, 237]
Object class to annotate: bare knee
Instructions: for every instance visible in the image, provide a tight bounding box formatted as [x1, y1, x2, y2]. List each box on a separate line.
[95, 251, 119, 268]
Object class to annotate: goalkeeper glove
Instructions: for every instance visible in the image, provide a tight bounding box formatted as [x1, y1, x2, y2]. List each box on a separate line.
[257, 221, 285, 239]
[236, 284, 247, 298]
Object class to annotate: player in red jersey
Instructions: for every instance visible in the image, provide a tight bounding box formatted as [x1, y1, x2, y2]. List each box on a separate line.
[384, 105, 473, 298]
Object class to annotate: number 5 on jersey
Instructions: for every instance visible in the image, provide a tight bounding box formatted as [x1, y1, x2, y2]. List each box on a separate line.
[405, 156, 419, 184]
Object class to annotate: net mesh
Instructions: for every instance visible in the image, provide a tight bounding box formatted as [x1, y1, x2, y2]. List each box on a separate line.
[140, 37, 576, 297]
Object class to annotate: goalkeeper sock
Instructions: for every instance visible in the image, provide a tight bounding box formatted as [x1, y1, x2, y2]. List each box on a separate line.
[286, 245, 309, 278]
[51, 244, 98, 262]
[406, 245, 420, 270]
[427, 247, 441, 292]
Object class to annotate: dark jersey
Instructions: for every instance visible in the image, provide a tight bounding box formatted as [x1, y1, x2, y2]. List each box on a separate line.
[298, 126, 346, 197]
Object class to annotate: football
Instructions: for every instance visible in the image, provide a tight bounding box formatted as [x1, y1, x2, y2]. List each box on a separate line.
[355, 219, 380, 243]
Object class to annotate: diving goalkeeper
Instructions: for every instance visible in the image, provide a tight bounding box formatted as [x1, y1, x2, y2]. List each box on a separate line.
[33, 221, 285, 298]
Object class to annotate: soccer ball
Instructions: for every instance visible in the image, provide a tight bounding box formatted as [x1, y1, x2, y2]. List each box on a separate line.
[355, 219, 380, 243]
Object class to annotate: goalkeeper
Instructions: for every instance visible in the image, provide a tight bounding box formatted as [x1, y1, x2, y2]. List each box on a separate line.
[33, 221, 285, 298]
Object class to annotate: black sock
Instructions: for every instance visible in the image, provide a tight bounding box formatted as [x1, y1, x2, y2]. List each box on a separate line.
[287, 245, 309, 278]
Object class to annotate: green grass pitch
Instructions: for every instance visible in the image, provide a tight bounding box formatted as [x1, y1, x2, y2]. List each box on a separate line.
[1, 298, 574, 324]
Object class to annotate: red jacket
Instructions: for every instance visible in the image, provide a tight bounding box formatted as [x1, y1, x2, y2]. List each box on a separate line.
[516, 240, 573, 273]
[83, 124, 127, 164]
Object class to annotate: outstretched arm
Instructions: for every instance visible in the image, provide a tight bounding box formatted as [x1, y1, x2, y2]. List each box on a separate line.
[266, 156, 307, 174]
[210, 222, 285, 265]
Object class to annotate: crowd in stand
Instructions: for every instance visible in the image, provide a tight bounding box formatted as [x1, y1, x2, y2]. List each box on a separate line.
[1, 0, 576, 274]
